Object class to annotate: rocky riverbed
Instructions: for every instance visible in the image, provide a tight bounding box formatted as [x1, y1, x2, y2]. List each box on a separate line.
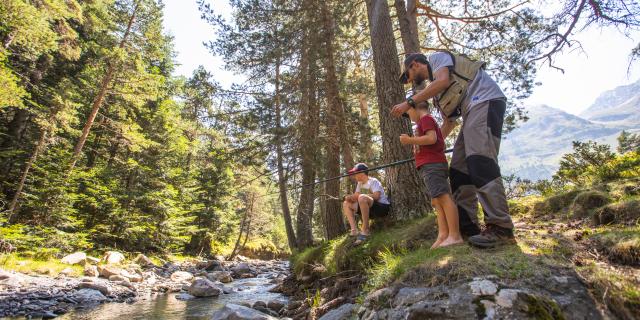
[0, 254, 291, 319]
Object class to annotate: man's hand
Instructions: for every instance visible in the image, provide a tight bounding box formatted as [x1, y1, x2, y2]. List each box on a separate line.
[391, 102, 410, 117]
[399, 134, 413, 145]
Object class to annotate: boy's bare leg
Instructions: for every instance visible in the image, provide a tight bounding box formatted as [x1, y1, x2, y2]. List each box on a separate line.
[431, 198, 449, 249]
[342, 200, 358, 236]
[357, 195, 373, 235]
[438, 194, 464, 247]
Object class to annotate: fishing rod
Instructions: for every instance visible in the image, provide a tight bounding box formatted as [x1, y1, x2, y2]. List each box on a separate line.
[264, 147, 454, 197]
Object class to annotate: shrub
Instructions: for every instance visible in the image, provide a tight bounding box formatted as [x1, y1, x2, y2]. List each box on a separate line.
[570, 191, 610, 218]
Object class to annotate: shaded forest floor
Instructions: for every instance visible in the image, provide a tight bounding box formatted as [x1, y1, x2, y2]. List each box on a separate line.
[286, 177, 640, 319]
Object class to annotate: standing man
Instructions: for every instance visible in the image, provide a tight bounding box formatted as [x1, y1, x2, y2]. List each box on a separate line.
[391, 52, 515, 248]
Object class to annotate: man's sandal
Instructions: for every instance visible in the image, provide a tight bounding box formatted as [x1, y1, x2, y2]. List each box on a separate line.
[353, 234, 369, 246]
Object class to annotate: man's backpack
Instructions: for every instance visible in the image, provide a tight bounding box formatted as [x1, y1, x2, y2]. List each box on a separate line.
[428, 51, 485, 119]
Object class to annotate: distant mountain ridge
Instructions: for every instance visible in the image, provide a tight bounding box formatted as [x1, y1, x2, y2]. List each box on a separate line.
[580, 79, 640, 125]
[499, 79, 640, 181]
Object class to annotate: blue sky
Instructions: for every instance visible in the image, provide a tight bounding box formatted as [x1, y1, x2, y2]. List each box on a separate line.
[162, 0, 640, 116]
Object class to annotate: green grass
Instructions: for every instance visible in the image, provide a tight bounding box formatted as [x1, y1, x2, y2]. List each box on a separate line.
[291, 216, 437, 278]
[577, 262, 640, 319]
[364, 225, 570, 291]
[588, 226, 640, 265]
[0, 253, 84, 277]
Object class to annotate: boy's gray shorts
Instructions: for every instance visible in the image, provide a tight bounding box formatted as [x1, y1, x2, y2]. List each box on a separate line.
[419, 162, 451, 199]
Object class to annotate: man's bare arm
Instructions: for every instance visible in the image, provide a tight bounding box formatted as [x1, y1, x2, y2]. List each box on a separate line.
[391, 67, 451, 117]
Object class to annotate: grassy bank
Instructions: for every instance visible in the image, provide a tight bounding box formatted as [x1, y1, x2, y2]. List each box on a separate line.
[291, 178, 640, 317]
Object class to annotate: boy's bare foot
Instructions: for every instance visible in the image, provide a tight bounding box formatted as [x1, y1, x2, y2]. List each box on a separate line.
[438, 237, 464, 248]
[431, 236, 447, 249]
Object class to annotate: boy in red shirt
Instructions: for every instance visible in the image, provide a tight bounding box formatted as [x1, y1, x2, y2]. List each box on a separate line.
[400, 102, 463, 248]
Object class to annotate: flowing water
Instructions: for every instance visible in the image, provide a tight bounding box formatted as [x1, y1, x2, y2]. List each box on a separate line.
[59, 263, 289, 320]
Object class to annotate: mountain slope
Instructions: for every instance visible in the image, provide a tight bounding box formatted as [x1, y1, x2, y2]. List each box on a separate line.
[579, 78, 640, 126]
[499, 105, 621, 180]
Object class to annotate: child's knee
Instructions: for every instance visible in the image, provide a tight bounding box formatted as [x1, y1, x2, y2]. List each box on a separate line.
[358, 194, 371, 204]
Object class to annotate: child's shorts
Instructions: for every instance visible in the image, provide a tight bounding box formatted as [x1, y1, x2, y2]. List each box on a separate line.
[419, 162, 451, 199]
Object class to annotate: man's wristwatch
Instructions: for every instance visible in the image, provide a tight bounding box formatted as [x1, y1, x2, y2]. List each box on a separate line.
[407, 97, 416, 108]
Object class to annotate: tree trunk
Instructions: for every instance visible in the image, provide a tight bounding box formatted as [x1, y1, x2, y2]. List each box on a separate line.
[295, 27, 319, 249]
[365, 0, 428, 220]
[228, 193, 254, 260]
[395, 0, 420, 53]
[321, 1, 346, 239]
[6, 128, 48, 219]
[274, 60, 298, 251]
[67, 2, 139, 174]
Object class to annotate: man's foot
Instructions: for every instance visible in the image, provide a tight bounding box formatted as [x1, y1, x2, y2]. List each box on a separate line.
[460, 223, 481, 239]
[349, 230, 359, 237]
[438, 237, 464, 248]
[468, 224, 516, 248]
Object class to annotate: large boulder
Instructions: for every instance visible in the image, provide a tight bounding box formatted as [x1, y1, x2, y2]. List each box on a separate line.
[122, 270, 143, 283]
[134, 254, 155, 267]
[211, 303, 277, 320]
[61, 252, 86, 265]
[102, 251, 126, 264]
[86, 256, 101, 265]
[318, 303, 355, 320]
[170, 271, 194, 282]
[188, 278, 222, 297]
[0, 268, 11, 280]
[97, 265, 123, 278]
[77, 282, 110, 296]
[231, 263, 256, 277]
[73, 288, 107, 303]
[84, 265, 99, 277]
[207, 271, 233, 283]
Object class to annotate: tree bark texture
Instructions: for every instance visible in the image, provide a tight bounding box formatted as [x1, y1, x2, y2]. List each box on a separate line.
[365, 0, 429, 220]
[321, 1, 346, 239]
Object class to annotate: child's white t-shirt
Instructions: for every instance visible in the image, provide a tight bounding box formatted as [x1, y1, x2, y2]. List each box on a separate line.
[355, 177, 390, 204]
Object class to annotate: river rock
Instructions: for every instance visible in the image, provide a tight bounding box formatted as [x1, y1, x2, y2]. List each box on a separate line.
[171, 271, 194, 282]
[496, 289, 520, 308]
[98, 265, 123, 278]
[189, 278, 222, 297]
[109, 275, 128, 282]
[84, 265, 99, 277]
[86, 256, 101, 264]
[176, 293, 195, 301]
[73, 288, 107, 302]
[61, 252, 87, 265]
[393, 287, 433, 306]
[211, 303, 277, 320]
[134, 254, 155, 267]
[0, 268, 11, 280]
[77, 281, 111, 296]
[59, 267, 76, 276]
[318, 303, 355, 320]
[102, 251, 126, 264]
[469, 279, 498, 296]
[267, 300, 285, 313]
[231, 263, 253, 275]
[207, 271, 233, 283]
[123, 271, 143, 283]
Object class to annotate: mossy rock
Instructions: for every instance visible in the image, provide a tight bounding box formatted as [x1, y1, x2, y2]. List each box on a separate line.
[570, 191, 611, 219]
[517, 292, 565, 320]
[533, 190, 581, 216]
[593, 199, 640, 226]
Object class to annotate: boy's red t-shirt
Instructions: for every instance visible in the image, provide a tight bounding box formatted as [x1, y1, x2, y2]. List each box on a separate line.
[415, 114, 447, 168]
